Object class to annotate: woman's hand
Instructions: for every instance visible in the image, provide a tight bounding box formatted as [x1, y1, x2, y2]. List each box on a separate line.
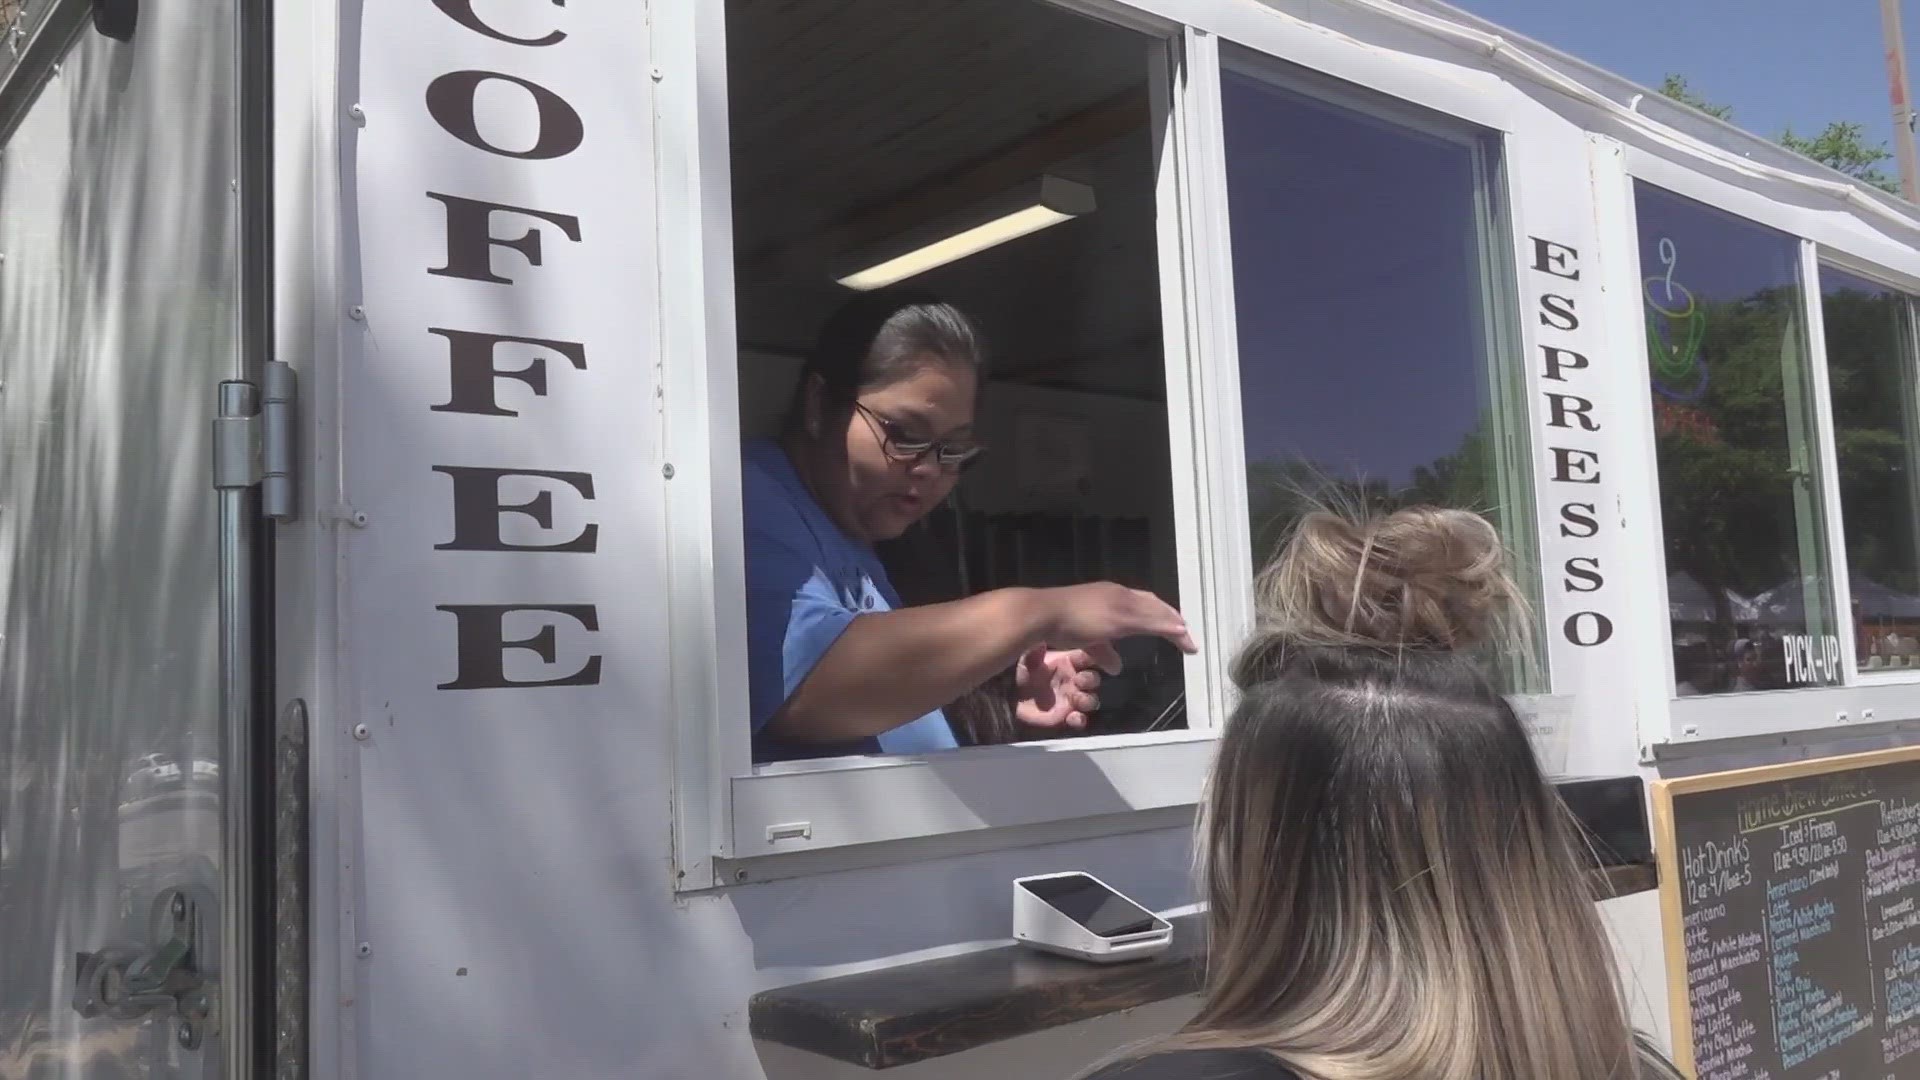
[1034, 582, 1198, 656]
[1013, 647, 1116, 732]
[1009, 583, 1195, 733]
[766, 582, 1192, 744]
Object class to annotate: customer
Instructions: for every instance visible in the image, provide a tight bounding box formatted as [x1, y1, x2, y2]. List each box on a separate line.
[1081, 503, 1681, 1080]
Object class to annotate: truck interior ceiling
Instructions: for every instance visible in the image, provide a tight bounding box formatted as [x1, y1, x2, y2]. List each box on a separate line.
[725, 0, 1188, 742]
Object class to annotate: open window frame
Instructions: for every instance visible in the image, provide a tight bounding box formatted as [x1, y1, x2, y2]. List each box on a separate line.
[1617, 146, 1920, 747]
[656, 0, 1570, 890]
[1214, 42, 1550, 698]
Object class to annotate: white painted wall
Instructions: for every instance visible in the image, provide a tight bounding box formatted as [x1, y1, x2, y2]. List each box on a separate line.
[1604, 889, 1676, 1053]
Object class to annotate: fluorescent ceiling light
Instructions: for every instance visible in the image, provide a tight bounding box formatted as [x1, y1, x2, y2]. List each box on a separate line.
[836, 175, 1095, 291]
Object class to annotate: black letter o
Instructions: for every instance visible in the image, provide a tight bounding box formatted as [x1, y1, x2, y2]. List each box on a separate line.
[1564, 612, 1614, 647]
[426, 70, 584, 160]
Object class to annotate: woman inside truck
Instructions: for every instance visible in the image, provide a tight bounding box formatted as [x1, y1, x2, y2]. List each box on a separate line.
[744, 289, 1197, 763]
[1082, 504, 1682, 1080]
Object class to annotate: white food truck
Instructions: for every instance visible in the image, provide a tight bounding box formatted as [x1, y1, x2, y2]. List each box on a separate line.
[5, 0, 1920, 1077]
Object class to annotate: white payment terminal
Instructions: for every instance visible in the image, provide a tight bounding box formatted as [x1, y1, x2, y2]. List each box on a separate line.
[1012, 872, 1173, 964]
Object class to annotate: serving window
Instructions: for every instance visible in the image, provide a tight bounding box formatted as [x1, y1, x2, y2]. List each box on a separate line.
[724, 0, 1192, 762]
[661, 0, 1565, 875]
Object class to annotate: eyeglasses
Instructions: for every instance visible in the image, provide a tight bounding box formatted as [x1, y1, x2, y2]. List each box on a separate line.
[853, 402, 985, 470]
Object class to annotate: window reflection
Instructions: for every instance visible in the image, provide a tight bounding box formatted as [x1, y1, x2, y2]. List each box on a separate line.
[1821, 266, 1920, 672]
[1220, 52, 1540, 687]
[1635, 183, 1838, 697]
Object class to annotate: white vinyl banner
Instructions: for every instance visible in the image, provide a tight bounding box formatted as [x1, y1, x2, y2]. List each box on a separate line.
[344, 2, 685, 1075]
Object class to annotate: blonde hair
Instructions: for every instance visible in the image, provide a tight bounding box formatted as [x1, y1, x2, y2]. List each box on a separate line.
[1098, 503, 1676, 1080]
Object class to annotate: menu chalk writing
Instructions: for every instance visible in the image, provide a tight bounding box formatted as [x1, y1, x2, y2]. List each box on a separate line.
[1655, 748, 1920, 1080]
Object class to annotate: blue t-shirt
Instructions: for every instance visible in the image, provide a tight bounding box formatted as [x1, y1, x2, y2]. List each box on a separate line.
[742, 438, 958, 762]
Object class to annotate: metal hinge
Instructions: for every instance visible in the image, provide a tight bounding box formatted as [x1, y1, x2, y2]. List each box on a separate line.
[212, 361, 297, 522]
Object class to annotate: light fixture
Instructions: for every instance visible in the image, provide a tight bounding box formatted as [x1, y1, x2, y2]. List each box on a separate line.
[835, 175, 1095, 292]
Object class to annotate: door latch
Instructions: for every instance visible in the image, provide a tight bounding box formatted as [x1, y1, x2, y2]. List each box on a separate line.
[73, 886, 219, 1049]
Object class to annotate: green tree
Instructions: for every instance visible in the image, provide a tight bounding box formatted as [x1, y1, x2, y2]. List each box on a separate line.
[1660, 74, 1901, 195]
[1780, 123, 1900, 193]
[1817, 285, 1920, 594]
[1243, 419, 1508, 570]
[1646, 285, 1808, 608]
[1647, 76, 1920, 637]
[1244, 457, 1389, 568]
[1660, 75, 1734, 121]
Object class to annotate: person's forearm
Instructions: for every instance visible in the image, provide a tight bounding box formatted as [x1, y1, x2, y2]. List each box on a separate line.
[767, 587, 1052, 743]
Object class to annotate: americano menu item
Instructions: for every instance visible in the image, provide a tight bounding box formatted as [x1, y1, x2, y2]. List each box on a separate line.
[1653, 747, 1920, 1079]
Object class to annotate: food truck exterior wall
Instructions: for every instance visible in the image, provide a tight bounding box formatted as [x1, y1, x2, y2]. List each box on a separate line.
[258, 0, 1920, 1078]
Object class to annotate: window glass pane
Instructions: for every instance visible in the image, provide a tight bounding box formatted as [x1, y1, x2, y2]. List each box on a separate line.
[1821, 266, 1920, 671]
[1635, 182, 1838, 696]
[1220, 51, 1542, 688]
[726, 0, 1188, 762]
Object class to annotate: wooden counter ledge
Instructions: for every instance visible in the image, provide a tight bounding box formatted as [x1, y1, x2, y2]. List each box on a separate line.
[749, 863, 1657, 1070]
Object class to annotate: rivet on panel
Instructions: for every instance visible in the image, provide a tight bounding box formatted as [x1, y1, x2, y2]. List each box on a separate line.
[662, 463, 676, 480]
[348, 305, 366, 321]
[352, 724, 370, 741]
[348, 104, 367, 125]
[358, 942, 372, 958]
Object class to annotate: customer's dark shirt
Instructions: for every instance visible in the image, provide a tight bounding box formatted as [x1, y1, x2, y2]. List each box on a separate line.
[1083, 1049, 1299, 1079]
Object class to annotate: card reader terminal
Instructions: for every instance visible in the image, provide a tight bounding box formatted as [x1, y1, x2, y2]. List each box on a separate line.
[1013, 872, 1173, 964]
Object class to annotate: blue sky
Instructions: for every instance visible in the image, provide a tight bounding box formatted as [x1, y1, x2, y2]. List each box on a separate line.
[1447, 0, 1918, 154]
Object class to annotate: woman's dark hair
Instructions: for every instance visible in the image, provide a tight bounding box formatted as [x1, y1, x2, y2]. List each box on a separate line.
[787, 290, 987, 435]
[800, 292, 998, 741]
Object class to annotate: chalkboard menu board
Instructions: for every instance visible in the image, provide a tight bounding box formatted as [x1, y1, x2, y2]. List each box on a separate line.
[1653, 747, 1920, 1079]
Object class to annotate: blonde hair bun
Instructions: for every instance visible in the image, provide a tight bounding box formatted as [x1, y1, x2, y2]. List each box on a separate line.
[1233, 504, 1527, 686]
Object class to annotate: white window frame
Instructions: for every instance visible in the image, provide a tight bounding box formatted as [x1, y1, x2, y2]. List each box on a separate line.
[1813, 251, 1920, 691]
[1213, 41, 1549, 690]
[1620, 145, 1920, 745]
[657, 0, 1570, 889]
[1199, 10, 1583, 771]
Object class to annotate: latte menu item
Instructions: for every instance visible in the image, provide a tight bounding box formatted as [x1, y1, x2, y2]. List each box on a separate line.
[1655, 747, 1920, 1079]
